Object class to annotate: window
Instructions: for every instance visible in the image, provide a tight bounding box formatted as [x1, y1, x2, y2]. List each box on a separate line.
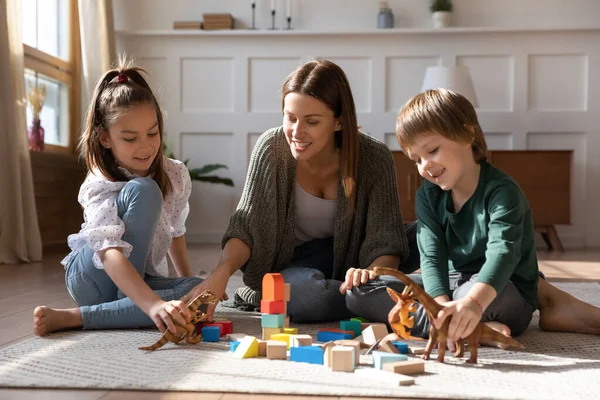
[22, 0, 80, 154]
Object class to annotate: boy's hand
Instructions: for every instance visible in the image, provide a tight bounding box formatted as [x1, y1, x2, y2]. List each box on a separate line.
[433, 297, 482, 341]
[339, 268, 375, 294]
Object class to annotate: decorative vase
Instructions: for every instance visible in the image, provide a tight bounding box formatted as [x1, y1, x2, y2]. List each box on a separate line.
[28, 119, 45, 151]
[432, 11, 452, 28]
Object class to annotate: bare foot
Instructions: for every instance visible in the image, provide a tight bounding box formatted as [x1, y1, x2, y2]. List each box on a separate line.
[480, 321, 511, 349]
[538, 279, 600, 335]
[33, 306, 83, 336]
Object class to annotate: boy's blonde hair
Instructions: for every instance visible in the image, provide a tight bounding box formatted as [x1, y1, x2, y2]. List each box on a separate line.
[395, 89, 488, 163]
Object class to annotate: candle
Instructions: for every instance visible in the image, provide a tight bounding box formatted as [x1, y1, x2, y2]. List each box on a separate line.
[286, 0, 291, 18]
[271, 0, 276, 11]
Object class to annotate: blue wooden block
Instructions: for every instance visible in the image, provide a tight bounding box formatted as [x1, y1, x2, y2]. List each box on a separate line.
[391, 341, 409, 354]
[261, 313, 285, 328]
[340, 320, 362, 338]
[202, 326, 221, 342]
[372, 351, 408, 369]
[230, 341, 240, 352]
[317, 331, 353, 342]
[290, 346, 324, 365]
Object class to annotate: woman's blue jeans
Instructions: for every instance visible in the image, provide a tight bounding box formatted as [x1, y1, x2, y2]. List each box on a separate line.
[64, 178, 202, 329]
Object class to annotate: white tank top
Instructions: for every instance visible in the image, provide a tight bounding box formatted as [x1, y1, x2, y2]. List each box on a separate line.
[294, 182, 337, 246]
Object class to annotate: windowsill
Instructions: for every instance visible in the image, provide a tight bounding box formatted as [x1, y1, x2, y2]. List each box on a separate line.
[30, 144, 75, 155]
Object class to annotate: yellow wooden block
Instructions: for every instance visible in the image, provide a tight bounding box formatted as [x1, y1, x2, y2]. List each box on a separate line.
[284, 283, 291, 302]
[266, 340, 287, 360]
[283, 327, 298, 335]
[234, 336, 259, 359]
[262, 327, 282, 341]
[270, 333, 291, 349]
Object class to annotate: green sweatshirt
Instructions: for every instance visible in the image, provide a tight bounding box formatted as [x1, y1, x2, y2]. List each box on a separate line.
[416, 161, 539, 309]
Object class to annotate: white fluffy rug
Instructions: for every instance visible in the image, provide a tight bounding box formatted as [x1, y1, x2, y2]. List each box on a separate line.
[1, 282, 599, 399]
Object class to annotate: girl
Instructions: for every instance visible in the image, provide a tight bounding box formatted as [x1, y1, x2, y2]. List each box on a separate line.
[392, 88, 600, 341]
[33, 61, 210, 336]
[190, 59, 420, 322]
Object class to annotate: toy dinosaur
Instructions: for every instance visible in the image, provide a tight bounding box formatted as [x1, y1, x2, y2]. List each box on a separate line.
[387, 285, 419, 340]
[372, 266, 524, 363]
[139, 290, 218, 351]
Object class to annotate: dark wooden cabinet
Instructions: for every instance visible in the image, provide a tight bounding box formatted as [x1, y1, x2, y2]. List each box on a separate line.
[391, 150, 572, 251]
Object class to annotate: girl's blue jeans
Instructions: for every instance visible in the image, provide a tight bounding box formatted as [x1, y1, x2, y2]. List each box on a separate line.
[64, 178, 202, 329]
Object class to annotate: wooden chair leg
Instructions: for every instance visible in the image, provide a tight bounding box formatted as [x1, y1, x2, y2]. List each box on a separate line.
[546, 225, 565, 252]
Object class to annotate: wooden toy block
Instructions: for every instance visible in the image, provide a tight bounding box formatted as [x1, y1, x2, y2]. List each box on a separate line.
[409, 346, 426, 355]
[340, 320, 362, 338]
[372, 351, 408, 370]
[317, 330, 352, 342]
[227, 333, 247, 342]
[283, 327, 298, 335]
[266, 340, 287, 360]
[233, 336, 259, 359]
[391, 341, 409, 354]
[229, 341, 240, 352]
[284, 283, 291, 302]
[260, 299, 286, 314]
[201, 326, 221, 342]
[350, 316, 369, 323]
[331, 347, 355, 372]
[378, 340, 400, 354]
[284, 316, 290, 328]
[321, 328, 355, 338]
[290, 346, 324, 365]
[354, 335, 364, 343]
[382, 359, 425, 375]
[284, 301, 288, 316]
[210, 320, 233, 336]
[355, 367, 415, 386]
[361, 323, 388, 345]
[198, 323, 222, 337]
[290, 334, 313, 347]
[262, 327, 282, 341]
[271, 333, 291, 349]
[258, 340, 267, 357]
[262, 273, 285, 301]
[261, 313, 285, 328]
[333, 340, 361, 365]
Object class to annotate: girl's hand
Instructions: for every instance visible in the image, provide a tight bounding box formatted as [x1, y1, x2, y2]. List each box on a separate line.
[433, 296, 483, 341]
[339, 268, 375, 294]
[148, 300, 192, 334]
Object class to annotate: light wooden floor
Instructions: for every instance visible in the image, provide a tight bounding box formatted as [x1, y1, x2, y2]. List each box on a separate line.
[1, 244, 599, 400]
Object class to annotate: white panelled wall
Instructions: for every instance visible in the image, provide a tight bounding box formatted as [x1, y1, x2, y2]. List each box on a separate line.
[113, 2, 600, 248]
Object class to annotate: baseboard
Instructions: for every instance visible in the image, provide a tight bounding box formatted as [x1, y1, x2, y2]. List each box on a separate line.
[534, 233, 585, 250]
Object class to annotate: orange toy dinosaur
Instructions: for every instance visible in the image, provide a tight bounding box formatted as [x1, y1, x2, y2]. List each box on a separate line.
[373, 266, 525, 363]
[139, 290, 218, 351]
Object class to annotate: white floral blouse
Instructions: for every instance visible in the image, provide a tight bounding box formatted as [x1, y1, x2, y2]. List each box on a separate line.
[61, 157, 191, 277]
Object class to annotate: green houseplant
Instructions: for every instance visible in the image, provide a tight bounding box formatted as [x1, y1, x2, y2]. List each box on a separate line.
[163, 142, 234, 187]
[430, 0, 452, 28]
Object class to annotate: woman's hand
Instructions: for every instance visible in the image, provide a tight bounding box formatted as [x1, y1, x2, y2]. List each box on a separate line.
[433, 296, 483, 341]
[147, 299, 192, 334]
[339, 268, 375, 295]
[184, 265, 231, 321]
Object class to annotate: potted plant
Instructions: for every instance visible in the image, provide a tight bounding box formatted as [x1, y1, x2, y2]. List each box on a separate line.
[163, 142, 234, 187]
[430, 0, 452, 28]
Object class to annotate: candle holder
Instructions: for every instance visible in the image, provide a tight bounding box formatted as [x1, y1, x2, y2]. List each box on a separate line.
[269, 9, 277, 30]
[285, 16, 292, 30]
[250, 3, 257, 29]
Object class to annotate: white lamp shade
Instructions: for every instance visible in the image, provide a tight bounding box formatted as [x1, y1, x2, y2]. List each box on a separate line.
[421, 66, 479, 107]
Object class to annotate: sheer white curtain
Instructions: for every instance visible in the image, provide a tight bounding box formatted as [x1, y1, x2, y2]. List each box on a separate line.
[79, 0, 116, 104]
[0, 0, 43, 264]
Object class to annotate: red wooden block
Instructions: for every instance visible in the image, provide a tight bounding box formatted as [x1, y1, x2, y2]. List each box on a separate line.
[262, 273, 285, 301]
[318, 328, 356, 338]
[261, 300, 286, 314]
[195, 320, 233, 336]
